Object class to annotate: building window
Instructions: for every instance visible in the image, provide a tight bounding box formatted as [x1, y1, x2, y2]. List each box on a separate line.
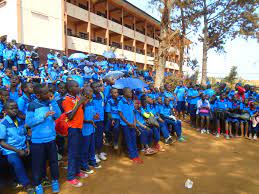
[78, 3, 88, 10]
[124, 45, 132, 51]
[96, 37, 103, 44]
[111, 42, 121, 48]
[97, 11, 106, 18]
[67, 28, 72, 36]
[79, 32, 88, 40]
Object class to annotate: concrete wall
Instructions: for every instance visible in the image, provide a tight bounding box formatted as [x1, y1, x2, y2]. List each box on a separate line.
[0, 0, 18, 42]
[20, 0, 63, 50]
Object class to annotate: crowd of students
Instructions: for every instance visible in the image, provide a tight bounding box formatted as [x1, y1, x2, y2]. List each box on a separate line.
[0, 37, 258, 194]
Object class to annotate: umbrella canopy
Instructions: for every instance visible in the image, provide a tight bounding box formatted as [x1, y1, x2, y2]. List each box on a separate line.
[103, 71, 125, 80]
[103, 51, 116, 59]
[68, 53, 88, 61]
[113, 78, 148, 90]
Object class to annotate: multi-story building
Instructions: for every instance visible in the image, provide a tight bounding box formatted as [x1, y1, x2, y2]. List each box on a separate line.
[0, 0, 191, 72]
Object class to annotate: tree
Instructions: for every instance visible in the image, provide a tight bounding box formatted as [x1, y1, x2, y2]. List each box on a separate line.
[224, 66, 238, 85]
[194, 0, 259, 85]
[150, 0, 178, 87]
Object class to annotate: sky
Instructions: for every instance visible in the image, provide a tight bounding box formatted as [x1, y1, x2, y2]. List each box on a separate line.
[126, 0, 259, 80]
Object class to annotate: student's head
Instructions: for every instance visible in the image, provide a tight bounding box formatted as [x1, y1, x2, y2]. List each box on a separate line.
[0, 36, 6, 42]
[210, 95, 217, 103]
[189, 82, 194, 89]
[140, 95, 148, 107]
[106, 78, 115, 85]
[159, 85, 164, 93]
[179, 81, 183, 87]
[5, 68, 12, 78]
[66, 80, 80, 96]
[134, 100, 141, 110]
[164, 84, 171, 91]
[19, 44, 25, 50]
[7, 43, 12, 49]
[220, 93, 226, 100]
[164, 98, 170, 106]
[207, 84, 211, 89]
[243, 98, 249, 106]
[157, 96, 162, 104]
[57, 82, 67, 96]
[10, 75, 19, 87]
[149, 83, 154, 91]
[27, 63, 34, 71]
[110, 88, 119, 99]
[53, 62, 59, 69]
[48, 83, 56, 96]
[12, 65, 18, 72]
[0, 63, 4, 70]
[11, 39, 17, 46]
[0, 78, 2, 86]
[0, 89, 9, 103]
[201, 94, 205, 101]
[123, 87, 132, 99]
[148, 97, 154, 104]
[21, 82, 33, 95]
[82, 86, 93, 100]
[244, 84, 250, 91]
[34, 83, 50, 101]
[154, 87, 159, 93]
[3, 100, 18, 118]
[250, 86, 255, 92]
[90, 82, 101, 94]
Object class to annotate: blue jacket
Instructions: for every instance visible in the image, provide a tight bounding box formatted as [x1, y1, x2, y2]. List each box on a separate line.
[17, 94, 33, 115]
[0, 115, 27, 155]
[82, 100, 95, 136]
[0, 42, 6, 56]
[118, 97, 135, 126]
[25, 99, 61, 143]
[92, 93, 105, 122]
[105, 97, 120, 119]
[3, 48, 15, 61]
[17, 50, 26, 64]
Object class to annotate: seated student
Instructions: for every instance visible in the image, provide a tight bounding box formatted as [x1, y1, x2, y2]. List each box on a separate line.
[196, 94, 211, 134]
[214, 93, 228, 138]
[159, 98, 185, 142]
[0, 100, 34, 194]
[226, 96, 244, 138]
[105, 88, 121, 150]
[141, 96, 173, 147]
[0, 88, 10, 118]
[0, 62, 5, 77]
[2, 68, 12, 88]
[9, 75, 21, 102]
[146, 83, 158, 100]
[134, 100, 157, 155]
[118, 87, 143, 164]
[12, 65, 22, 77]
[26, 83, 61, 194]
[81, 86, 101, 175]
[62, 80, 88, 187]
[91, 82, 106, 162]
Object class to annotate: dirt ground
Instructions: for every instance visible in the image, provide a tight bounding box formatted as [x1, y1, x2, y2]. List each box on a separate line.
[11, 122, 259, 194]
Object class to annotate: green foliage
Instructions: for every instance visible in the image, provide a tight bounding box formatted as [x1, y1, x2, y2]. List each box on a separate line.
[224, 66, 238, 85]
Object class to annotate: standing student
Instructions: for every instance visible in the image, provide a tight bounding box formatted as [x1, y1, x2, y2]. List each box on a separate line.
[26, 83, 61, 194]
[0, 101, 34, 194]
[17, 45, 26, 71]
[81, 87, 101, 175]
[62, 80, 88, 187]
[91, 82, 106, 162]
[3, 43, 15, 69]
[187, 83, 199, 127]
[174, 81, 187, 119]
[118, 87, 143, 164]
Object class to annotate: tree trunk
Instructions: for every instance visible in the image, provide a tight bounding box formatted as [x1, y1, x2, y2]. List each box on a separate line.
[179, 5, 186, 75]
[155, 0, 172, 88]
[201, 0, 208, 85]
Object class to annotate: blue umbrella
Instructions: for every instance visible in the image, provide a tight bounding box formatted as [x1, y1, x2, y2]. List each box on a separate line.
[103, 51, 116, 59]
[103, 71, 125, 80]
[113, 78, 148, 90]
[68, 53, 88, 61]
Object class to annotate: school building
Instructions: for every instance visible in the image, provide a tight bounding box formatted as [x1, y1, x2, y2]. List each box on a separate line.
[0, 0, 191, 72]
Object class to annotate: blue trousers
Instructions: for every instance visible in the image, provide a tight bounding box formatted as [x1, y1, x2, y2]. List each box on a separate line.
[122, 126, 139, 159]
[32, 60, 39, 69]
[105, 119, 120, 145]
[164, 118, 182, 137]
[94, 121, 104, 152]
[0, 56, 3, 63]
[31, 140, 59, 186]
[67, 128, 82, 181]
[158, 121, 170, 139]
[139, 126, 153, 145]
[6, 153, 30, 187]
[189, 104, 197, 125]
[81, 133, 96, 170]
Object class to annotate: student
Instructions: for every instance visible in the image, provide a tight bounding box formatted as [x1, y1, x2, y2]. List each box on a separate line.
[204, 84, 215, 99]
[174, 81, 187, 119]
[187, 83, 199, 127]
[62, 80, 88, 187]
[81, 86, 101, 174]
[47, 50, 56, 68]
[103, 78, 114, 102]
[134, 100, 157, 155]
[17, 45, 26, 71]
[91, 82, 106, 162]
[3, 43, 15, 69]
[26, 83, 61, 194]
[0, 88, 10, 117]
[9, 75, 21, 102]
[159, 98, 185, 142]
[22, 63, 35, 78]
[2, 68, 12, 88]
[105, 88, 121, 150]
[0, 100, 34, 194]
[118, 87, 143, 164]
[31, 47, 40, 69]
[0, 36, 6, 63]
[0, 62, 5, 77]
[242, 98, 252, 139]
[197, 94, 211, 134]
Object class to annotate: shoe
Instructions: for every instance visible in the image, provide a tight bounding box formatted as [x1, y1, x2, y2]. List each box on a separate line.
[101, 152, 107, 156]
[81, 168, 94, 174]
[35, 184, 44, 194]
[178, 136, 186, 142]
[26, 187, 35, 194]
[152, 143, 165, 152]
[41, 177, 51, 188]
[216, 133, 220, 138]
[253, 135, 257, 140]
[164, 137, 173, 145]
[226, 135, 230, 140]
[52, 180, 60, 193]
[131, 157, 143, 164]
[144, 148, 157, 155]
[114, 144, 119, 150]
[249, 134, 253, 140]
[206, 130, 210, 134]
[99, 153, 107, 161]
[76, 172, 88, 179]
[89, 163, 102, 169]
[201, 129, 205, 134]
[66, 179, 83, 187]
[95, 154, 101, 163]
